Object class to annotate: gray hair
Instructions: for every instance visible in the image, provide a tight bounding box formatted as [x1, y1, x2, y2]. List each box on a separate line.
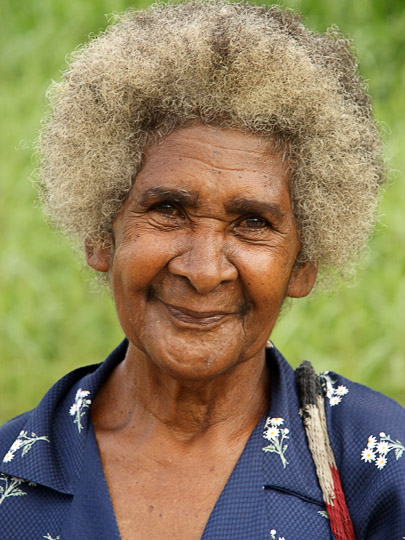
[38, 1, 384, 284]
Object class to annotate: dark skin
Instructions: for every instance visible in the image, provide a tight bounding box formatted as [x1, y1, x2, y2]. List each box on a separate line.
[87, 124, 317, 540]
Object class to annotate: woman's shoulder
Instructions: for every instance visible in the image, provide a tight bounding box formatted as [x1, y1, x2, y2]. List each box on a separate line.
[0, 411, 33, 462]
[0, 341, 128, 467]
[320, 370, 405, 455]
[321, 370, 405, 538]
[0, 363, 95, 472]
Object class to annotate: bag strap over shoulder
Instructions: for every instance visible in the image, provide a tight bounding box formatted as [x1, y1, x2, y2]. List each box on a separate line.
[295, 361, 357, 540]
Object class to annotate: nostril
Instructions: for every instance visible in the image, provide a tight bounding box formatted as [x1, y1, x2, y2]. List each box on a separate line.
[168, 246, 237, 295]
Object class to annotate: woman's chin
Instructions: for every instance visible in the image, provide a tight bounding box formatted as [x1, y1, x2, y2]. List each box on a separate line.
[139, 331, 259, 383]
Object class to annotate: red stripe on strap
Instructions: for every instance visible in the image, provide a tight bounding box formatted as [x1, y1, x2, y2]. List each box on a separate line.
[326, 465, 357, 540]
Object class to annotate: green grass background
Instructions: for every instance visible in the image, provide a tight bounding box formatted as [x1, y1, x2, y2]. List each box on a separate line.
[1, 0, 404, 424]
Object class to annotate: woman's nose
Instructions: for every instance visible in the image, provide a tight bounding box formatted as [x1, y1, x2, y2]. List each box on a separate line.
[168, 232, 238, 294]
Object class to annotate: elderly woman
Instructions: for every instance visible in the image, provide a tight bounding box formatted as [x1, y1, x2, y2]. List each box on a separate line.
[0, 2, 404, 539]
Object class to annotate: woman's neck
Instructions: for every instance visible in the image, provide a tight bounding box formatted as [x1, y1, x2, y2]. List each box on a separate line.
[92, 342, 270, 446]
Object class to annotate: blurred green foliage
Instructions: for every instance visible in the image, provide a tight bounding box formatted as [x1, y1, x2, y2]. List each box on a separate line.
[1, 0, 404, 423]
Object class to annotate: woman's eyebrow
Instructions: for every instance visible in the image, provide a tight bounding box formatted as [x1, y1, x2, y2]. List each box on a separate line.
[138, 186, 199, 207]
[225, 198, 287, 219]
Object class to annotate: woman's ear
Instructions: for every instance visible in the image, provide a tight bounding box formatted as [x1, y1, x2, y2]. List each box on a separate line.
[85, 242, 112, 273]
[286, 262, 317, 298]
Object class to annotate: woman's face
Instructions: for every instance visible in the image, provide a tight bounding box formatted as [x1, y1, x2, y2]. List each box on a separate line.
[89, 125, 316, 380]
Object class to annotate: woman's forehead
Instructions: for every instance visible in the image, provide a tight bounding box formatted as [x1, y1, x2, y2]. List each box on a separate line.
[144, 124, 280, 167]
[129, 124, 290, 206]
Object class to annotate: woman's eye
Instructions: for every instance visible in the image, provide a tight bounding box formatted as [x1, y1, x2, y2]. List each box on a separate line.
[241, 216, 267, 229]
[153, 202, 179, 216]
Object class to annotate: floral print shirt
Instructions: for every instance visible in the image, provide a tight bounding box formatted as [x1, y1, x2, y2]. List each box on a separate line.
[0, 340, 404, 539]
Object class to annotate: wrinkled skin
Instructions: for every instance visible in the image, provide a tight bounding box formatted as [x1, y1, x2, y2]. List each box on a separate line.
[88, 124, 315, 382]
[87, 124, 316, 540]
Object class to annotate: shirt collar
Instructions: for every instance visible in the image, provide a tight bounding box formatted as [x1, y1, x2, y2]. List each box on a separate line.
[0, 340, 128, 494]
[0, 340, 323, 506]
[262, 345, 324, 505]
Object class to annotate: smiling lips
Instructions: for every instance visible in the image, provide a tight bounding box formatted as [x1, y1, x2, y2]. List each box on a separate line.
[161, 301, 237, 326]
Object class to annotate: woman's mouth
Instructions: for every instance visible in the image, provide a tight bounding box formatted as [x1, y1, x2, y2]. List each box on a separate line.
[160, 301, 236, 327]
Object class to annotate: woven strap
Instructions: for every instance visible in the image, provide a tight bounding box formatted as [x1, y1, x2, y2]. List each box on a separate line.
[295, 361, 357, 540]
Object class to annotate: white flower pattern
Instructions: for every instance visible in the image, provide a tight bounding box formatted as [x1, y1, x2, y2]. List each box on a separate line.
[361, 447, 376, 463]
[318, 510, 330, 519]
[0, 473, 36, 506]
[361, 432, 405, 470]
[263, 417, 289, 468]
[43, 534, 60, 540]
[69, 388, 92, 432]
[270, 528, 286, 540]
[2, 431, 49, 463]
[367, 435, 377, 449]
[320, 372, 349, 406]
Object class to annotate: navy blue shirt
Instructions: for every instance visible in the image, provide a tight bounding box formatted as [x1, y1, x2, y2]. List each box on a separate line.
[0, 341, 404, 539]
